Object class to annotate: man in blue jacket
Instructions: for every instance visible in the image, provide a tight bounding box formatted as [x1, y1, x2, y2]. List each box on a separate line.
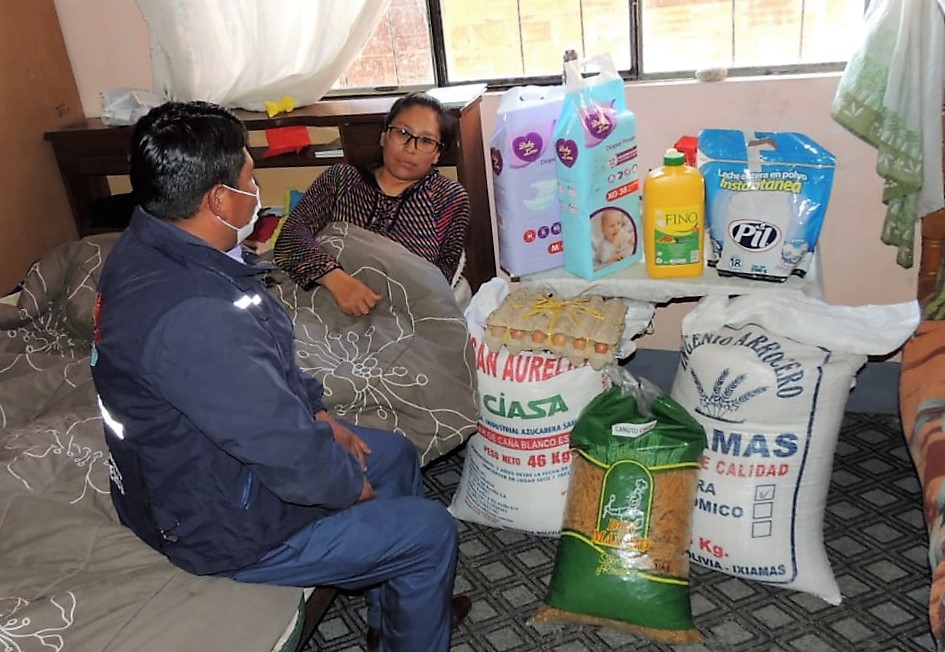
[91, 101, 468, 652]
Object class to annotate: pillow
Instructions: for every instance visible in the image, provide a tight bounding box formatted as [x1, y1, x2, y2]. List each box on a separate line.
[0, 233, 120, 357]
[247, 207, 284, 249]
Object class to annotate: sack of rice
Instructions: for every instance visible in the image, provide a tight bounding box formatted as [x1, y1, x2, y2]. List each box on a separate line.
[534, 369, 706, 643]
[671, 292, 919, 604]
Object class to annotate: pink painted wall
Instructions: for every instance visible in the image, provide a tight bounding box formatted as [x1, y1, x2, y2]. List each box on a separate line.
[53, 0, 152, 112]
[53, 0, 917, 351]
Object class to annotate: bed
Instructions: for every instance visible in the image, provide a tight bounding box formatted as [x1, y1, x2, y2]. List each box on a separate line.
[0, 223, 478, 652]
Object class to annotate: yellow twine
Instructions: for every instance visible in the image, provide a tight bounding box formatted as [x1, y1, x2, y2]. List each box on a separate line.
[517, 295, 604, 331]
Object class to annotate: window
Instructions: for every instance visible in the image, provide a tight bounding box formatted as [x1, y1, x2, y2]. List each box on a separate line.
[332, 0, 865, 93]
[332, 0, 436, 91]
[640, 0, 867, 73]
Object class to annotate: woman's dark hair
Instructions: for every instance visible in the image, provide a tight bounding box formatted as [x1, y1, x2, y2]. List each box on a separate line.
[129, 101, 248, 220]
[383, 92, 456, 152]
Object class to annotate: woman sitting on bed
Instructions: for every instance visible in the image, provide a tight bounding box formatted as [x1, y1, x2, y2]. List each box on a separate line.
[273, 92, 470, 316]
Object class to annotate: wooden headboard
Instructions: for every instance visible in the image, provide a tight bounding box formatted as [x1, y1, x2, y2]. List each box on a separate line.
[920, 209, 945, 306]
[916, 105, 945, 306]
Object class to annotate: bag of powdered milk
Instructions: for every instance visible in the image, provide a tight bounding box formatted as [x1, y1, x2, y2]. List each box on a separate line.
[490, 85, 567, 277]
[554, 53, 641, 280]
[670, 292, 918, 604]
[697, 130, 835, 282]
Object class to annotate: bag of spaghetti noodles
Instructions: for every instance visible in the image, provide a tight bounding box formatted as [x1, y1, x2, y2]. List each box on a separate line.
[533, 366, 707, 643]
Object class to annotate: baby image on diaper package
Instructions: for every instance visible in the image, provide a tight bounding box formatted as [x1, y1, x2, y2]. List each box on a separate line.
[491, 85, 567, 277]
[554, 53, 641, 280]
[697, 130, 836, 282]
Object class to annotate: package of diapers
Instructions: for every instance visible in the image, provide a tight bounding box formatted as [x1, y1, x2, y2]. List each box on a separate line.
[554, 53, 641, 280]
[670, 292, 919, 604]
[491, 85, 567, 277]
[697, 130, 835, 281]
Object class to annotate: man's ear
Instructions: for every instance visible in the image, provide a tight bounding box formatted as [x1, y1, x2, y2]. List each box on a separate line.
[205, 184, 227, 217]
[379, 129, 387, 148]
[431, 148, 441, 166]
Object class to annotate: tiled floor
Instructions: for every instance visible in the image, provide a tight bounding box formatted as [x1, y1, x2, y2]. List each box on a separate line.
[305, 412, 934, 652]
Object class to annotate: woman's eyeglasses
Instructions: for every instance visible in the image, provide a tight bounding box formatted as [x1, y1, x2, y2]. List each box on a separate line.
[385, 126, 442, 154]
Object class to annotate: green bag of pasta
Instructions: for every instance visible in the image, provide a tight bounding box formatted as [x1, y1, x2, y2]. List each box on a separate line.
[534, 369, 707, 644]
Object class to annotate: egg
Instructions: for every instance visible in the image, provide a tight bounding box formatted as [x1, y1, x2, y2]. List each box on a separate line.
[510, 329, 526, 340]
[531, 331, 547, 343]
[594, 342, 609, 354]
[552, 333, 567, 346]
[489, 326, 506, 338]
[573, 338, 586, 350]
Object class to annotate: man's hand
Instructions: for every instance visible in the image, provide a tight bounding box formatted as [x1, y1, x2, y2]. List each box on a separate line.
[359, 476, 377, 502]
[320, 269, 381, 317]
[316, 410, 371, 471]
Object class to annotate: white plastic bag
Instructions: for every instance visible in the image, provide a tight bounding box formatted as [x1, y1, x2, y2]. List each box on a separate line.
[100, 88, 164, 126]
[671, 292, 919, 604]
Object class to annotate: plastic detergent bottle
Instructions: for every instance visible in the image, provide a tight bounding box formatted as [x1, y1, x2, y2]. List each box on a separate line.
[643, 148, 705, 278]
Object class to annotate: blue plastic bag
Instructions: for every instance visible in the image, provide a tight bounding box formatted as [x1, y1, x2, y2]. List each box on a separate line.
[554, 54, 641, 280]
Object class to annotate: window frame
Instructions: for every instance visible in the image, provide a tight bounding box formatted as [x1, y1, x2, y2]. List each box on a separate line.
[327, 0, 858, 98]
[425, 0, 641, 90]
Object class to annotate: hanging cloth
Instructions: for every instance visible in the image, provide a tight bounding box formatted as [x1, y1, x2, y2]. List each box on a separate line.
[135, 0, 391, 111]
[831, 0, 945, 268]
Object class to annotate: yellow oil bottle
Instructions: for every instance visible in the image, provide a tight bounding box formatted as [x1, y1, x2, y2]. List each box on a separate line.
[643, 148, 706, 278]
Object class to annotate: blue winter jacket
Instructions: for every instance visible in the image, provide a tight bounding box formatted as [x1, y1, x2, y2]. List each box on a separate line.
[91, 208, 364, 575]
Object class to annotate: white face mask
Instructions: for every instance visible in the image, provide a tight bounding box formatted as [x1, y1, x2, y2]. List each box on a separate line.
[219, 182, 261, 244]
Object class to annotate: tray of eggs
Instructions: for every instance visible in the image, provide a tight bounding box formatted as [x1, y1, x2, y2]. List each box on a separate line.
[484, 288, 628, 370]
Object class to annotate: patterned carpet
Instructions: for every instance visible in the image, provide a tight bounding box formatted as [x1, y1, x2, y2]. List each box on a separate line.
[303, 412, 935, 652]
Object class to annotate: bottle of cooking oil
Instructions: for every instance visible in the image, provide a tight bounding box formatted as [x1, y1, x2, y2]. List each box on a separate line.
[643, 148, 705, 278]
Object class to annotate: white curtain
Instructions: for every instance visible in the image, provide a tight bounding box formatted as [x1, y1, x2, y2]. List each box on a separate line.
[136, 0, 391, 111]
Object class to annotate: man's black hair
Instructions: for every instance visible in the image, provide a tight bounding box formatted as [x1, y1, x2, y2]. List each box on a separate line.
[130, 101, 248, 220]
[384, 92, 456, 152]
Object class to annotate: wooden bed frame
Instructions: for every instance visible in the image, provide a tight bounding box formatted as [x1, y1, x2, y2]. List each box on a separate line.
[919, 208, 945, 307]
[294, 587, 339, 651]
[44, 92, 497, 295]
[918, 106, 945, 306]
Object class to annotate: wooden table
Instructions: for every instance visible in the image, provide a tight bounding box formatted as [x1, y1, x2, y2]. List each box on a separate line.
[44, 88, 496, 292]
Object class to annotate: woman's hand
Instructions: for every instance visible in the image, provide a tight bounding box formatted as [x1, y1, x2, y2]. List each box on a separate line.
[316, 410, 372, 471]
[320, 269, 381, 316]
